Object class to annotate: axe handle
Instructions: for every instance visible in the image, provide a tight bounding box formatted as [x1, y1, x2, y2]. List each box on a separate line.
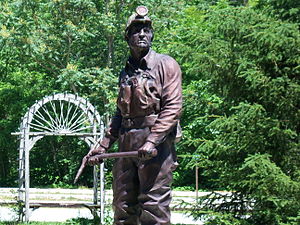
[92, 149, 157, 161]
[74, 149, 157, 183]
[94, 151, 138, 160]
[74, 151, 139, 184]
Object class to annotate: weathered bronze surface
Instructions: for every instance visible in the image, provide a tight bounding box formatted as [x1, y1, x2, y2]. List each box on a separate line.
[74, 150, 157, 184]
[86, 6, 182, 225]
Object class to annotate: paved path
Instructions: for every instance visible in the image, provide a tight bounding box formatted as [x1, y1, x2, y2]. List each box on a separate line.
[0, 188, 205, 224]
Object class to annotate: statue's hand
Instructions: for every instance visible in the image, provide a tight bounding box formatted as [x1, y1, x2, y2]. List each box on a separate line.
[88, 155, 104, 166]
[138, 142, 157, 160]
[87, 146, 106, 157]
[87, 146, 106, 166]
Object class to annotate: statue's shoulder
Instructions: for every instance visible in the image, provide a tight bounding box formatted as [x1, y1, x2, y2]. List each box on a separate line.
[154, 51, 178, 65]
[153, 52, 180, 72]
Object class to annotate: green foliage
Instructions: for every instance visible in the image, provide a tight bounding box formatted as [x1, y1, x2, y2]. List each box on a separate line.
[29, 137, 93, 187]
[162, 1, 300, 224]
[0, 0, 194, 189]
[0, 69, 52, 185]
[239, 154, 300, 224]
[58, 67, 118, 115]
[256, 0, 300, 23]
[205, 212, 249, 225]
[0, 1, 299, 224]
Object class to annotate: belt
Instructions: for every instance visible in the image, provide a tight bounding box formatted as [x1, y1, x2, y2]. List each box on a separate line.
[121, 114, 158, 129]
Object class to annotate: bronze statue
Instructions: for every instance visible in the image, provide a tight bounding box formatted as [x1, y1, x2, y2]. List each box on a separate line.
[87, 6, 182, 225]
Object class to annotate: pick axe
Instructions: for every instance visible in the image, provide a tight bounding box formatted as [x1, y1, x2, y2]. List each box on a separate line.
[74, 149, 157, 184]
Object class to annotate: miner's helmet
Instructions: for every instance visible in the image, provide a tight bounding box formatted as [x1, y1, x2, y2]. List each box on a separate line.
[125, 6, 153, 40]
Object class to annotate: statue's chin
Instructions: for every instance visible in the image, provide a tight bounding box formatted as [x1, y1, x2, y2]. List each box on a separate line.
[130, 44, 150, 52]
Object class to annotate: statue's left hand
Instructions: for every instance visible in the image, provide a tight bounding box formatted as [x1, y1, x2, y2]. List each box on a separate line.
[138, 141, 157, 160]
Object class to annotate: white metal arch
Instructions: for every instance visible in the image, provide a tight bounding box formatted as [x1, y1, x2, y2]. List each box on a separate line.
[13, 93, 106, 222]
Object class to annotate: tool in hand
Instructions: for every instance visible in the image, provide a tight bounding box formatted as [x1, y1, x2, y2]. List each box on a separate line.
[74, 149, 157, 184]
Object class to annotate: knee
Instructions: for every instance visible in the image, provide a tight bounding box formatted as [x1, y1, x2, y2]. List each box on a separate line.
[139, 186, 172, 206]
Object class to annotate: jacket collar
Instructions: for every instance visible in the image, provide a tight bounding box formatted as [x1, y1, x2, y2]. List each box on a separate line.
[126, 49, 156, 71]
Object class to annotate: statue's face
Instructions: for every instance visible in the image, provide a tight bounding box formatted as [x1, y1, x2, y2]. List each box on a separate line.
[127, 23, 153, 50]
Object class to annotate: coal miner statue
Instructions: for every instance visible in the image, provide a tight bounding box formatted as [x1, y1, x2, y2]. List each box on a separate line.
[87, 6, 182, 225]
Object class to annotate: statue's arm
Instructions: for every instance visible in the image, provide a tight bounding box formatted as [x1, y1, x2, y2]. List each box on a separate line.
[100, 108, 122, 149]
[88, 107, 122, 156]
[146, 56, 182, 146]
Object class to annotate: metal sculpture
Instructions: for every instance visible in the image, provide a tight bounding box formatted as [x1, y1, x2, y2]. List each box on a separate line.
[86, 6, 182, 224]
[74, 149, 158, 184]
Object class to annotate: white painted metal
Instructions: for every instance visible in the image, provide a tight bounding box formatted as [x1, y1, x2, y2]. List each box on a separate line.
[13, 93, 105, 222]
[99, 163, 105, 224]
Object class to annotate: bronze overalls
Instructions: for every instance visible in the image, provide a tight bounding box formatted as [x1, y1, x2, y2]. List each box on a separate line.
[100, 50, 182, 225]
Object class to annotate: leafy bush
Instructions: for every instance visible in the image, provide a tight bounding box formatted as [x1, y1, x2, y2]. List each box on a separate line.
[158, 1, 300, 224]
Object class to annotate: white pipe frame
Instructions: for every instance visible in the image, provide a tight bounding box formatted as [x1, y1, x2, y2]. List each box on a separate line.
[15, 93, 105, 223]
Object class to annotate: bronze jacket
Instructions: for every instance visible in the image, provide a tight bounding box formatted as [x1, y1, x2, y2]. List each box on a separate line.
[99, 49, 182, 149]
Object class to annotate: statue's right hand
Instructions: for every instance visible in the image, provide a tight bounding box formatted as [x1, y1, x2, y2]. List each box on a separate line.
[88, 155, 104, 166]
[86, 146, 106, 166]
[87, 146, 106, 157]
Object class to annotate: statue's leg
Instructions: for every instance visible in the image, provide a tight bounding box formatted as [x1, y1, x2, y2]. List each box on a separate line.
[138, 141, 176, 225]
[112, 127, 149, 225]
[112, 158, 140, 225]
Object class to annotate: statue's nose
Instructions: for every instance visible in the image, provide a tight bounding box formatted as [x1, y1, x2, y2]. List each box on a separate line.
[139, 29, 146, 36]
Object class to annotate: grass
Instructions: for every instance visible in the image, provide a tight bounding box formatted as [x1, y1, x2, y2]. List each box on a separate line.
[0, 222, 65, 225]
[0, 218, 98, 225]
[0, 222, 191, 225]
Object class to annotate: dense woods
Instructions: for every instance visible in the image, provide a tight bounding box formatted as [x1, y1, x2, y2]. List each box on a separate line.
[0, 0, 299, 224]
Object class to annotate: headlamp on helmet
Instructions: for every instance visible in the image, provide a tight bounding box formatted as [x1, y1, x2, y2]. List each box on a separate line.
[125, 6, 153, 40]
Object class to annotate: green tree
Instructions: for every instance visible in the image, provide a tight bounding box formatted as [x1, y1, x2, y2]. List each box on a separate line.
[158, 0, 300, 224]
[0, 0, 191, 188]
[1, 2, 299, 225]
[256, 0, 300, 23]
